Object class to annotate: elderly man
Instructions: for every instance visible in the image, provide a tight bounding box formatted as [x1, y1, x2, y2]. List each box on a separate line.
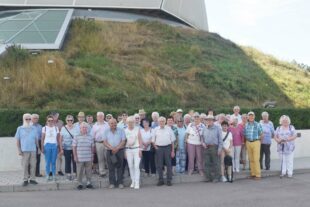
[151, 112, 160, 128]
[103, 118, 126, 189]
[152, 116, 176, 186]
[244, 111, 264, 180]
[91, 112, 109, 177]
[74, 112, 91, 135]
[259, 111, 274, 170]
[16, 113, 40, 186]
[139, 109, 146, 120]
[231, 106, 242, 124]
[201, 115, 223, 183]
[73, 122, 95, 190]
[31, 114, 43, 177]
[86, 115, 94, 128]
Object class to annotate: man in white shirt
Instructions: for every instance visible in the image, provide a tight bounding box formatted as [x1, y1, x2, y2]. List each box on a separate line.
[231, 105, 242, 124]
[90, 112, 109, 177]
[152, 117, 176, 186]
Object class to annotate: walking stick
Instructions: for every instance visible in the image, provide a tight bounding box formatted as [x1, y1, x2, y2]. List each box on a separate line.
[280, 141, 285, 178]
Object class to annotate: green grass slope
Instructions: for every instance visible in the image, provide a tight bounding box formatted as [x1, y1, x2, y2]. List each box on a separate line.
[0, 19, 309, 110]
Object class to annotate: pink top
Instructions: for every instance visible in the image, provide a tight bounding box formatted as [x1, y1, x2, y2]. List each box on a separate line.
[229, 124, 244, 146]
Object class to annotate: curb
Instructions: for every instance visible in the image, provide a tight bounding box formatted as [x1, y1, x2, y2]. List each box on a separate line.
[1, 169, 310, 193]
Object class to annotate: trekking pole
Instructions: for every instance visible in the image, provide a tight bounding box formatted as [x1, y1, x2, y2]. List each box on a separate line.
[280, 141, 284, 178]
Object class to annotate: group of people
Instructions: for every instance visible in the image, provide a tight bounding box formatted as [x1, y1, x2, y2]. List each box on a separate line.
[15, 106, 297, 190]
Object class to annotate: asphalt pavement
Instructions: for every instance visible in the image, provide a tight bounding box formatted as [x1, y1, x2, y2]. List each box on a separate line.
[1, 173, 310, 207]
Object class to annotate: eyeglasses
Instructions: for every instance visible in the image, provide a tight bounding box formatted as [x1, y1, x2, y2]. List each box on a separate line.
[67, 120, 73, 122]
[25, 119, 31, 121]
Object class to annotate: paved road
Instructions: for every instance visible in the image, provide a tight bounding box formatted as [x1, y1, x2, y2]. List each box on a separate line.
[1, 173, 310, 207]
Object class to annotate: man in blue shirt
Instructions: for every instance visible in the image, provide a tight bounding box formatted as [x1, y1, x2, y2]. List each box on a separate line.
[31, 114, 43, 177]
[103, 118, 126, 189]
[244, 111, 264, 180]
[16, 113, 40, 186]
[259, 112, 274, 170]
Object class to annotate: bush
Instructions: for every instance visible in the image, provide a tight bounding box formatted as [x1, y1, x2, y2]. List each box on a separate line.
[0, 108, 309, 137]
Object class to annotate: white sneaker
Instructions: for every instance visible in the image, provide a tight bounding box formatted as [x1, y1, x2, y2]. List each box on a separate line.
[221, 176, 227, 182]
[134, 183, 140, 189]
[130, 182, 135, 188]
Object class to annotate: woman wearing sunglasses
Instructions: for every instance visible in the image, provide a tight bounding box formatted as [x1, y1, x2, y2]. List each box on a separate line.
[60, 115, 77, 181]
[41, 115, 62, 181]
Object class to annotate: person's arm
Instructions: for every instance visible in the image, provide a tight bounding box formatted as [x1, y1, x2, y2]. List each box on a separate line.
[57, 132, 63, 155]
[41, 132, 45, 154]
[170, 128, 176, 158]
[258, 124, 264, 141]
[17, 140, 22, 156]
[138, 130, 143, 158]
[287, 126, 297, 142]
[103, 140, 114, 151]
[35, 137, 41, 154]
[218, 127, 223, 156]
[151, 129, 158, 150]
[73, 146, 78, 162]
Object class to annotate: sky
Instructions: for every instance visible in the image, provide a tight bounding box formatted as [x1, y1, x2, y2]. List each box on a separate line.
[205, 0, 310, 65]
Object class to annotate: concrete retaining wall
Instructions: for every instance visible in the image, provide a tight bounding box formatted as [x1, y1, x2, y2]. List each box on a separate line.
[0, 130, 309, 172]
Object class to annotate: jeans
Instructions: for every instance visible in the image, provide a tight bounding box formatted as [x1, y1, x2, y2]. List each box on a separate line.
[142, 150, 156, 174]
[176, 148, 186, 173]
[64, 149, 76, 174]
[44, 143, 58, 176]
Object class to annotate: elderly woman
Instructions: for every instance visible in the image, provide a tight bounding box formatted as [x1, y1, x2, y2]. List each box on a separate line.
[60, 115, 77, 181]
[259, 112, 275, 170]
[274, 115, 297, 178]
[41, 115, 62, 181]
[15, 113, 40, 186]
[229, 117, 243, 172]
[185, 112, 205, 176]
[125, 116, 142, 189]
[240, 114, 248, 170]
[141, 119, 156, 176]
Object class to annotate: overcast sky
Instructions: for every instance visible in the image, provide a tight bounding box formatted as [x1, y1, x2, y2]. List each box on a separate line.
[205, 0, 310, 65]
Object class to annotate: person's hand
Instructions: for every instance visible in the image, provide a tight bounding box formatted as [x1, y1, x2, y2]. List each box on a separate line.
[139, 150, 142, 158]
[18, 151, 23, 156]
[74, 156, 78, 162]
[171, 151, 175, 158]
[41, 149, 44, 154]
[202, 143, 207, 149]
[217, 151, 221, 156]
[59, 150, 64, 155]
[37, 149, 41, 155]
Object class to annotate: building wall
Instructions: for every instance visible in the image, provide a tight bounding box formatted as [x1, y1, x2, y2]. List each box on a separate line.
[0, 0, 208, 30]
[0, 130, 309, 172]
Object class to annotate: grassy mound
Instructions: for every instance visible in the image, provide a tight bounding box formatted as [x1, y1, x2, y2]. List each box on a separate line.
[0, 19, 309, 110]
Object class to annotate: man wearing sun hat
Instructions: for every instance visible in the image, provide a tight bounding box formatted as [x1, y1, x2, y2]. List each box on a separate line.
[201, 114, 223, 182]
[74, 112, 91, 135]
[244, 111, 263, 180]
[139, 109, 146, 120]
